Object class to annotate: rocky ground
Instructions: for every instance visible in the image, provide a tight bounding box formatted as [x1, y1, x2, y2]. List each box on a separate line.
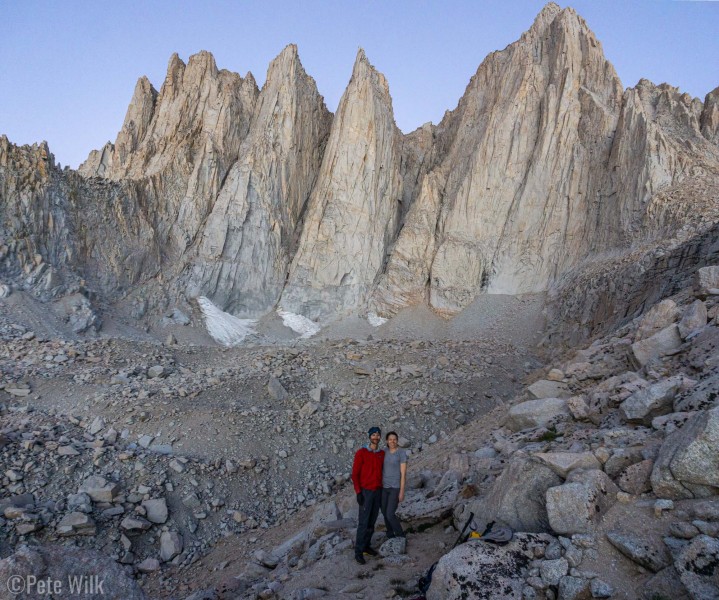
[1, 290, 550, 598]
[2, 270, 719, 599]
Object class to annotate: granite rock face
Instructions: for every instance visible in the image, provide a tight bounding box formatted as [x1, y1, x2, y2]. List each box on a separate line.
[280, 50, 404, 319]
[183, 45, 331, 317]
[3, 3, 719, 328]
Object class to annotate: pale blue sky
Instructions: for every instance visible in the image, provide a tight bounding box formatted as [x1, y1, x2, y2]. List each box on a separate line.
[1, 1, 717, 168]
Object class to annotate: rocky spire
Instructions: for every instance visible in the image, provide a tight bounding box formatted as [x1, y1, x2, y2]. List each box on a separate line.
[372, 4, 624, 316]
[280, 49, 404, 319]
[701, 86, 719, 145]
[182, 44, 332, 316]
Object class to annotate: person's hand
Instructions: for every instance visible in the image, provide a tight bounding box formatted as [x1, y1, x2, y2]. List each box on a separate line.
[356, 493, 364, 506]
[398, 491, 405, 503]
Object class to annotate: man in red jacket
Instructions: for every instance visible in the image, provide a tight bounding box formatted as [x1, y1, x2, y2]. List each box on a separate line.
[352, 426, 385, 564]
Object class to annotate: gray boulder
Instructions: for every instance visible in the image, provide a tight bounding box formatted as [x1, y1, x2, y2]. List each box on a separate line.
[147, 365, 165, 379]
[56, 512, 96, 536]
[379, 536, 407, 556]
[619, 376, 685, 425]
[79, 476, 119, 503]
[558, 576, 591, 600]
[142, 498, 168, 524]
[546, 470, 618, 535]
[160, 531, 183, 562]
[606, 531, 671, 573]
[631, 324, 682, 367]
[678, 300, 707, 339]
[674, 534, 719, 599]
[651, 407, 719, 499]
[643, 566, 690, 600]
[507, 398, 569, 432]
[528, 379, 570, 399]
[616, 459, 653, 495]
[267, 376, 289, 401]
[674, 372, 719, 412]
[635, 299, 680, 341]
[697, 266, 719, 297]
[397, 484, 458, 526]
[426, 533, 554, 600]
[461, 453, 562, 533]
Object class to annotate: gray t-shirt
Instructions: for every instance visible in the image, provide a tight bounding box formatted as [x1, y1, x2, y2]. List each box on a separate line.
[383, 449, 407, 488]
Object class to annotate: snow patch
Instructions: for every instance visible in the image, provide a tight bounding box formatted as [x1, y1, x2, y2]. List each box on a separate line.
[277, 310, 321, 338]
[367, 312, 388, 327]
[197, 296, 257, 346]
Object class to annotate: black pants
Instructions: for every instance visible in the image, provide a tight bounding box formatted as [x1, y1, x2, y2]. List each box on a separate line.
[381, 487, 404, 537]
[355, 488, 381, 556]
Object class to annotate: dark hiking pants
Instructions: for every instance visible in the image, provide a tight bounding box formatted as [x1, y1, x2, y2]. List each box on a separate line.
[355, 488, 381, 556]
[381, 487, 404, 537]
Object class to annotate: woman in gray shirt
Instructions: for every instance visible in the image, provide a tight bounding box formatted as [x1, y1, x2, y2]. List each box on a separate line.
[381, 431, 407, 538]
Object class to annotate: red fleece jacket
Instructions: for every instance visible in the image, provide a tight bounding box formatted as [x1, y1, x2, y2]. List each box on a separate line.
[351, 447, 385, 493]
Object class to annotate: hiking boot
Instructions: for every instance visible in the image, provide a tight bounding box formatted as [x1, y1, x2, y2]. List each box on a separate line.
[355, 554, 366, 565]
[363, 547, 378, 557]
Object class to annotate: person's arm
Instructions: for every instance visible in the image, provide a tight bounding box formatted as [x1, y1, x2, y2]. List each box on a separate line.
[351, 450, 363, 495]
[399, 461, 407, 503]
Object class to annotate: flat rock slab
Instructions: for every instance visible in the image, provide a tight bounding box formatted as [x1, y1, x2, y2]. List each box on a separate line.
[606, 531, 671, 573]
[528, 379, 570, 399]
[507, 398, 569, 432]
[534, 452, 601, 478]
[397, 485, 458, 525]
[426, 533, 554, 600]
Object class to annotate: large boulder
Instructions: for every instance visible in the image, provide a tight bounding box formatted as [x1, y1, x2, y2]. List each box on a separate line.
[396, 484, 459, 526]
[507, 398, 569, 432]
[460, 453, 562, 533]
[619, 376, 686, 425]
[635, 299, 679, 341]
[631, 324, 682, 367]
[426, 533, 554, 600]
[651, 407, 719, 499]
[527, 379, 570, 399]
[0, 544, 145, 599]
[546, 470, 618, 535]
[678, 300, 707, 340]
[674, 534, 719, 599]
[696, 265, 719, 297]
[616, 459, 654, 495]
[674, 372, 719, 412]
[606, 531, 671, 573]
